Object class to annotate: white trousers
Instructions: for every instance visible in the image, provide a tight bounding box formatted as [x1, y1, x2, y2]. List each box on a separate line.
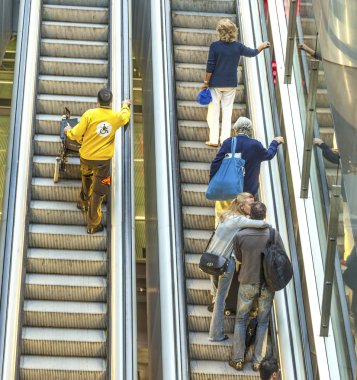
[207, 87, 236, 144]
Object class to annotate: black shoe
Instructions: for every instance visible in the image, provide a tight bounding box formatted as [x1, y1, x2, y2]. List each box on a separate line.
[207, 303, 214, 312]
[77, 202, 89, 211]
[87, 224, 104, 234]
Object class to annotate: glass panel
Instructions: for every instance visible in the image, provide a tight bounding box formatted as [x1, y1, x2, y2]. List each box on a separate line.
[0, 37, 16, 227]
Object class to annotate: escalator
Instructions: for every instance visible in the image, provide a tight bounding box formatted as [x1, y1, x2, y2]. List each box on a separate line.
[172, 1, 274, 378]
[21, 1, 109, 378]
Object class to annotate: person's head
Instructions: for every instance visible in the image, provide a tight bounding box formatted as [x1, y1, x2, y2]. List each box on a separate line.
[97, 88, 113, 107]
[220, 192, 255, 223]
[216, 19, 238, 42]
[259, 358, 279, 380]
[233, 116, 253, 137]
[250, 201, 267, 220]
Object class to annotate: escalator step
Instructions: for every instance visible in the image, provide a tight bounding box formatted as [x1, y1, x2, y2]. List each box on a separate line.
[43, 4, 108, 24]
[172, 11, 235, 29]
[21, 327, 106, 357]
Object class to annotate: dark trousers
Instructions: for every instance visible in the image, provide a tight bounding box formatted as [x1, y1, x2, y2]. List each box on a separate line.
[79, 157, 110, 228]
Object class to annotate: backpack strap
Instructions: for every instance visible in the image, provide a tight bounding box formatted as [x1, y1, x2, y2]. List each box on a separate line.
[205, 231, 215, 251]
[269, 227, 275, 244]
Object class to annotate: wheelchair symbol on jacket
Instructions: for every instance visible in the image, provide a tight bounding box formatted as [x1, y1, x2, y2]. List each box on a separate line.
[96, 121, 112, 137]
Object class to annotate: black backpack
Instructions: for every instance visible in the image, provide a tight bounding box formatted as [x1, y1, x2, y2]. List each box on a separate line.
[262, 228, 293, 291]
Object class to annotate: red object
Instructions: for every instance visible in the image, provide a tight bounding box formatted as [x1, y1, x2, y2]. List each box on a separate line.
[271, 60, 277, 85]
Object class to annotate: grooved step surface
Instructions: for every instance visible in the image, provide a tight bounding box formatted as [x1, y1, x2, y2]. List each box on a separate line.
[43, 5, 109, 24]
[191, 360, 260, 379]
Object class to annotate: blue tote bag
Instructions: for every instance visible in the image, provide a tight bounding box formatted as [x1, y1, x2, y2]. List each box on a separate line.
[206, 137, 245, 200]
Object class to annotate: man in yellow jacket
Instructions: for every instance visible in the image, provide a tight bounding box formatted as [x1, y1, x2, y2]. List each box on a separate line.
[65, 88, 131, 234]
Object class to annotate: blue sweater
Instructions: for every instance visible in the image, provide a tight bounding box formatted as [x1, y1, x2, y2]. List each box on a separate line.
[206, 40, 258, 87]
[210, 135, 279, 196]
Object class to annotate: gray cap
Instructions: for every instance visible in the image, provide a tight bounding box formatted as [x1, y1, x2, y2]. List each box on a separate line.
[233, 116, 253, 135]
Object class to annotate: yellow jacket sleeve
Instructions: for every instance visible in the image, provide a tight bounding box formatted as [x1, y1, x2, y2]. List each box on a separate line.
[67, 111, 90, 143]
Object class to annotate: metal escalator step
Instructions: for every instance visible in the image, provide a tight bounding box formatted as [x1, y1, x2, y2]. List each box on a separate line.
[178, 120, 209, 142]
[177, 100, 245, 121]
[300, 17, 316, 35]
[43, 5, 108, 24]
[30, 200, 107, 226]
[27, 248, 107, 276]
[171, 0, 235, 14]
[189, 331, 233, 360]
[176, 81, 244, 102]
[34, 134, 62, 156]
[316, 89, 329, 108]
[318, 126, 334, 147]
[23, 300, 107, 329]
[184, 229, 212, 254]
[191, 359, 260, 379]
[45, 0, 109, 5]
[25, 273, 107, 302]
[179, 141, 218, 163]
[186, 278, 211, 305]
[37, 94, 97, 116]
[41, 21, 108, 42]
[173, 28, 217, 47]
[22, 327, 106, 357]
[175, 62, 243, 83]
[318, 70, 326, 88]
[180, 162, 210, 185]
[182, 206, 215, 230]
[172, 11, 235, 29]
[29, 224, 106, 251]
[299, 2, 314, 18]
[40, 56, 108, 78]
[181, 183, 213, 207]
[38, 75, 108, 97]
[316, 107, 333, 128]
[32, 178, 81, 202]
[33, 155, 80, 179]
[187, 305, 234, 333]
[300, 34, 320, 51]
[20, 355, 106, 380]
[36, 114, 80, 135]
[41, 39, 108, 59]
[185, 254, 209, 279]
[174, 45, 209, 64]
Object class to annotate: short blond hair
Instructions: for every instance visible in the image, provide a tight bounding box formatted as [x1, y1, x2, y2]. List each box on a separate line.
[219, 192, 254, 223]
[216, 19, 238, 42]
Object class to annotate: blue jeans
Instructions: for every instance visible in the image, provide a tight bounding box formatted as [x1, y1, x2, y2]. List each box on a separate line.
[209, 256, 235, 341]
[231, 283, 274, 364]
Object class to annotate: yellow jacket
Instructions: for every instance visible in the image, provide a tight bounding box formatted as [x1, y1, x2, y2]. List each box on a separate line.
[67, 104, 130, 160]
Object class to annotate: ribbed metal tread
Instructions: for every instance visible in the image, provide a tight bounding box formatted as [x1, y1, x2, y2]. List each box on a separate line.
[33, 155, 80, 179]
[27, 248, 107, 276]
[190, 331, 233, 360]
[171, 0, 235, 14]
[172, 11, 235, 29]
[43, 5, 108, 24]
[186, 278, 211, 305]
[39, 56, 108, 78]
[22, 327, 106, 357]
[185, 253, 209, 278]
[31, 177, 81, 202]
[41, 39, 108, 59]
[45, 0, 109, 6]
[181, 183, 213, 207]
[178, 120, 208, 141]
[183, 205, 215, 230]
[191, 360, 260, 379]
[176, 82, 244, 102]
[180, 161, 210, 185]
[37, 94, 97, 115]
[41, 21, 108, 42]
[25, 273, 107, 302]
[29, 224, 107, 251]
[173, 28, 217, 47]
[174, 45, 209, 64]
[30, 200, 107, 226]
[177, 100, 245, 121]
[24, 300, 107, 329]
[187, 305, 235, 333]
[38, 75, 108, 96]
[179, 140, 218, 163]
[20, 355, 106, 380]
[36, 114, 80, 135]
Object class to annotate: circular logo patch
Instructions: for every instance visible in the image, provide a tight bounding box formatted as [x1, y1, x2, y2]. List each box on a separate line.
[96, 122, 112, 137]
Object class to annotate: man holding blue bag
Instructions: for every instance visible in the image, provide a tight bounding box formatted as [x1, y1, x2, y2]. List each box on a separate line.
[207, 117, 284, 225]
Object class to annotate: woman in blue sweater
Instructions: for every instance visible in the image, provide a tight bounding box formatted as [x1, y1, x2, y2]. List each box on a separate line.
[201, 19, 270, 147]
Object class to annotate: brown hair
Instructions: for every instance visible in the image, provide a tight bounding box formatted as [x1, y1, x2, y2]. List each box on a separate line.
[219, 192, 254, 223]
